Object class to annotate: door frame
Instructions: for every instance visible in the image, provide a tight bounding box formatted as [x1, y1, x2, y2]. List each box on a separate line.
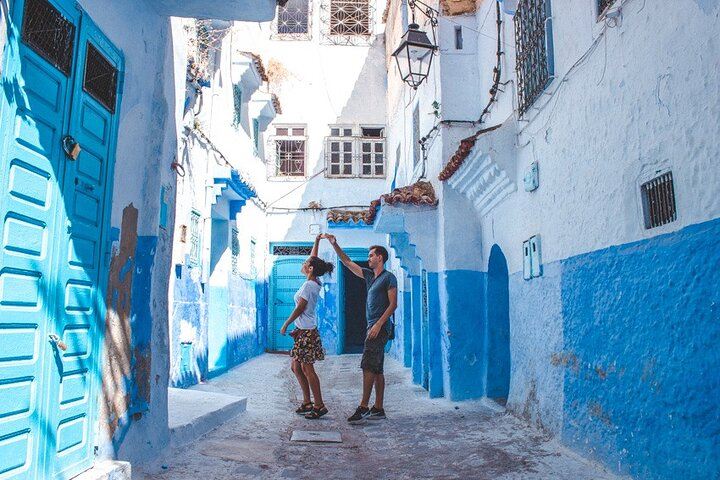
[267, 242, 312, 351]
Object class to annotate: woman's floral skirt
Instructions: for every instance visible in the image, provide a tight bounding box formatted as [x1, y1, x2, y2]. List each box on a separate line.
[290, 328, 325, 364]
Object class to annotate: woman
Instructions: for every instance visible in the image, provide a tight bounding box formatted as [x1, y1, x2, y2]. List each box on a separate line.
[280, 234, 334, 419]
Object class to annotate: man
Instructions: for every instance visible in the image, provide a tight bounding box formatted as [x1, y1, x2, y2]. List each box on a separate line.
[325, 234, 397, 422]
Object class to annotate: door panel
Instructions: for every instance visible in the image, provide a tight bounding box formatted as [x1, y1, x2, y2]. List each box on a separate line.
[0, 0, 122, 478]
[0, 1, 76, 477]
[270, 257, 307, 351]
[49, 20, 122, 479]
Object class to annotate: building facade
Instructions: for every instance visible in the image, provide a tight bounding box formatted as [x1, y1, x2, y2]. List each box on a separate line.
[381, 0, 720, 478]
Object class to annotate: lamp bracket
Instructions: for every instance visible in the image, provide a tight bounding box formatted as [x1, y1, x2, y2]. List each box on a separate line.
[408, 0, 439, 27]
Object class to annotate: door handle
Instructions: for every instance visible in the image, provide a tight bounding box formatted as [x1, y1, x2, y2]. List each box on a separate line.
[48, 333, 67, 351]
[62, 135, 81, 160]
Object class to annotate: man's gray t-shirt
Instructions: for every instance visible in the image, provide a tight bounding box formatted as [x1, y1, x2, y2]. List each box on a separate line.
[362, 268, 398, 331]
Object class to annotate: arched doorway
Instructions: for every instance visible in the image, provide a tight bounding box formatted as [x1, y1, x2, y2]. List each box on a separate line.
[486, 244, 510, 401]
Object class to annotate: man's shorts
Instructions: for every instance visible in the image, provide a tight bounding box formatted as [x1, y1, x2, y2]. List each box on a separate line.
[360, 327, 389, 374]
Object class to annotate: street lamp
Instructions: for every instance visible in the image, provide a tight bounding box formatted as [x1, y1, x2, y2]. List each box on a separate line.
[391, 0, 439, 89]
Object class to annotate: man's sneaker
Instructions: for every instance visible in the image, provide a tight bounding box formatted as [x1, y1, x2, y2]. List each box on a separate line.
[367, 406, 386, 420]
[347, 406, 371, 423]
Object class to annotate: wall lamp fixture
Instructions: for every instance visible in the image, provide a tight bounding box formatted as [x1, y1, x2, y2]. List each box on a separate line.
[391, 0, 439, 89]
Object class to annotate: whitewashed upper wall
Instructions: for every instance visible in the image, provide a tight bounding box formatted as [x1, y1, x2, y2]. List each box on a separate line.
[232, 1, 390, 216]
[474, 0, 720, 273]
[386, 0, 720, 274]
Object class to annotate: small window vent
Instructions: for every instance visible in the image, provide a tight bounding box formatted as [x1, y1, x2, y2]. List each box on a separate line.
[641, 171, 677, 229]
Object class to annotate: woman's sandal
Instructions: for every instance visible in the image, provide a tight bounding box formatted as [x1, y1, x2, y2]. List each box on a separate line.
[295, 402, 314, 414]
[304, 404, 328, 420]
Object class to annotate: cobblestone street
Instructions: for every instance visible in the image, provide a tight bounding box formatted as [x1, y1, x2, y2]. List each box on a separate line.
[135, 354, 622, 479]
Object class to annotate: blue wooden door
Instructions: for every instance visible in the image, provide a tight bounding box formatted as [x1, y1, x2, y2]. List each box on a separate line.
[0, 0, 122, 478]
[269, 256, 307, 351]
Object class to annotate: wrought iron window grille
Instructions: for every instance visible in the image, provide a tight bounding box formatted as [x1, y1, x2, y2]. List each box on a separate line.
[320, 0, 374, 46]
[83, 42, 119, 113]
[641, 172, 677, 229]
[188, 210, 202, 267]
[267, 126, 308, 178]
[514, 0, 554, 118]
[21, 0, 76, 76]
[272, 0, 312, 40]
[231, 228, 240, 275]
[272, 245, 313, 256]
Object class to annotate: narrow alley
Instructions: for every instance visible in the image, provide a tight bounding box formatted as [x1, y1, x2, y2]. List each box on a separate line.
[134, 354, 619, 480]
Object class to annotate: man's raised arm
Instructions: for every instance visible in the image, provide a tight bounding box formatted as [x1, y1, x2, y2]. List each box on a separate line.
[325, 234, 364, 278]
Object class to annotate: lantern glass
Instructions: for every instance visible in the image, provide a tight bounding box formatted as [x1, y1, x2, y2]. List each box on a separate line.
[391, 24, 437, 89]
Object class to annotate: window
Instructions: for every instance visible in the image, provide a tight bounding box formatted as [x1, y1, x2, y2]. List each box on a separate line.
[232, 83, 242, 127]
[454, 26, 463, 50]
[330, 0, 370, 35]
[272, 245, 313, 256]
[253, 118, 260, 154]
[412, 106, 420, 169]
[250, 238, 257, 278]
[326, 126, 385, 178]
[188, 210, 201, 267]
[597, 0, 618, 18]
[272, 0, 311, 40]
[320, 0, 373, 45]
[641, 171, 677, 229]
[514, 0, 554, 117]
[268, 125, 307, 177]
[231, 227, 239, 275]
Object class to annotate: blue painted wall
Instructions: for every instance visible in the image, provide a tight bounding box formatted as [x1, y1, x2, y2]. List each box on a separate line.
[170, 261, 207, 388]
[441, 269, 487, 400]
[559, 218, 720, 479]
[426, 272, 444, 398]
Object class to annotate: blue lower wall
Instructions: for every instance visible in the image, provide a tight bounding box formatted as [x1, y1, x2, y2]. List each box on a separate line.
[441, 269, 487, 400]
[559, 218, 720, 479]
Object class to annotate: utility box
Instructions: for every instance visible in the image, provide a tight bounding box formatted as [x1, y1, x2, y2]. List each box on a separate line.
[524, 161, 539, 192]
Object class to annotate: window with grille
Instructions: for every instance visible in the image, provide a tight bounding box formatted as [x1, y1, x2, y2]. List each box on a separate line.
[326, 126, 385, 178]
[250, 239, 257, 278]
[330, 0, 370, 36]
[231, 227, 240, 275]
[189, 210, 201, 266]
[320, 0, 373, 45]
[273, 0, 311, 39]
[514, 0, 554, 117]
[272, 245, 313, 256]
[83, 42, 119, 113]
[412, 106, 420, 168]
[232, 83, 242, 127]
[253, 118, 260, 154]
[641, 172, 677, 229]
[597, 0, 618, 18]
[268, 126, 307, 177]
[21, 0, 76, 76]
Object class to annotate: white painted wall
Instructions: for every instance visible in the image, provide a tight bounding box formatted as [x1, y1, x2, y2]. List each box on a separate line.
[388, 0, 720, 275]
[232, 0, 389, 236]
